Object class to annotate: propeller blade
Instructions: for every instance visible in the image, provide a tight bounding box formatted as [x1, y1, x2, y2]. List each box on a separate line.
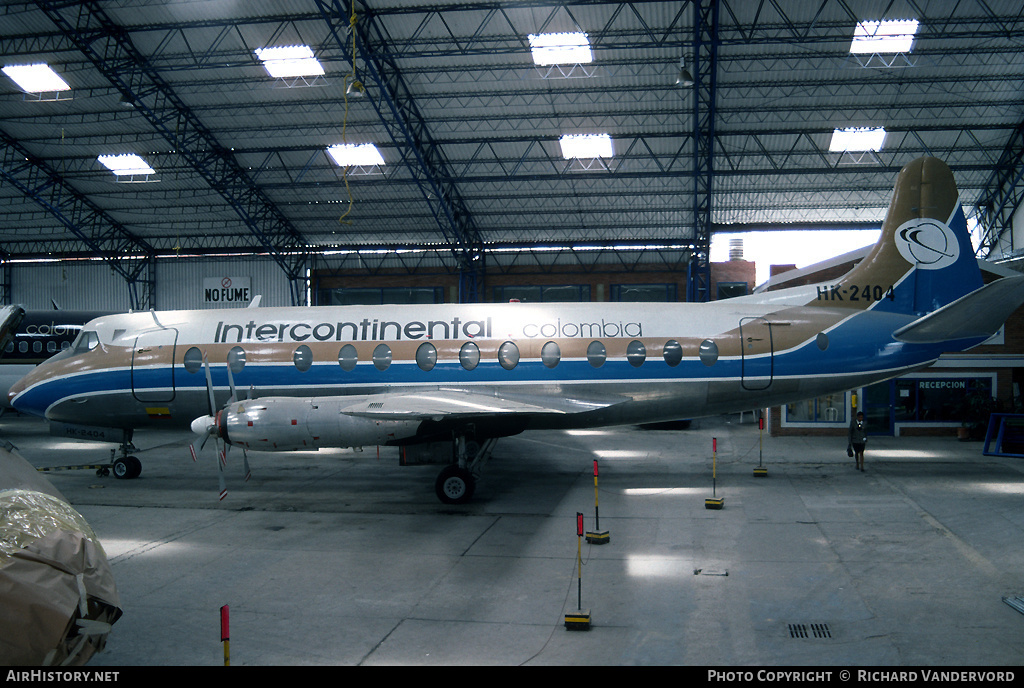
[242, 450, 251, 482]
[226, 362, 238, 405]
[217, 443, 228, 500]
[202, 352, 217, 416]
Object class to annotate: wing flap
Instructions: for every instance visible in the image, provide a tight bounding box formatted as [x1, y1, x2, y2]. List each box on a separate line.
[339, 388, 625, 421]
[893, 275, 1024, 343]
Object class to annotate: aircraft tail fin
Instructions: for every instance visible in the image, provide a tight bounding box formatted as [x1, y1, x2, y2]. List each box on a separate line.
[815, 156, 982, 316]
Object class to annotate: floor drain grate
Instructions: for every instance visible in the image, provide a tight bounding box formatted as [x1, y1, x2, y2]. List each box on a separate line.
[788, 623, 831, 639]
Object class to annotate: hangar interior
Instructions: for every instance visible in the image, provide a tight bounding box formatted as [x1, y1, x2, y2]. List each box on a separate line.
[3, 0, 1024, 438]
[4, 1, 1024, 667]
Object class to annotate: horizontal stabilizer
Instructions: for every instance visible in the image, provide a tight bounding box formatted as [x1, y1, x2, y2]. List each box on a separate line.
[893, 275, 1024, 343]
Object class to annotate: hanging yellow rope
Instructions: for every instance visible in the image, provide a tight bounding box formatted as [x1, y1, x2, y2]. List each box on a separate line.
[338, 5, 361, 225]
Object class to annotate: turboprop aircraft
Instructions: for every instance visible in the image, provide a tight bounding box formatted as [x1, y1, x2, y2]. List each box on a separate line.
[9, 157, 1024, 503]
[0, 309, 111, 408]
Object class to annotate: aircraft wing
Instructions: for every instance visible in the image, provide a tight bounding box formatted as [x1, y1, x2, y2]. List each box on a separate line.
[338, 388, 627, 421]
[893, 275, 1024, 343]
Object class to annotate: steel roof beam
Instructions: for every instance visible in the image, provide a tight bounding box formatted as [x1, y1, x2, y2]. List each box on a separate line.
[0, 127, 156, 309]
[35, 0, 312, 306]
[976, 120, 1024, 259]
[315, 0, 486, 302]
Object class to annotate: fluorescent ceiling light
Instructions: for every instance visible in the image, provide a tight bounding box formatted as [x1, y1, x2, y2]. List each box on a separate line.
[97, 154, 156, 176]
[850, 20, 919, 54]
[255, 45, 324, 78]
[560, 133, 613, 159]
[528, 32, 593, 65]
[2, 64, 71, 92]
[327, 143, 385, 166]
[829, 127, 886, 152]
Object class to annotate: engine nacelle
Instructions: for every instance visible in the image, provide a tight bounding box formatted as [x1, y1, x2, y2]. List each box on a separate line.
[218, 397, 422, 451]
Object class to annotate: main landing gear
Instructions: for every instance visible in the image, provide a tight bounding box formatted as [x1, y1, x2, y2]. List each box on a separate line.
[107, 435, 142, 479]
[434, 436, 498, 505]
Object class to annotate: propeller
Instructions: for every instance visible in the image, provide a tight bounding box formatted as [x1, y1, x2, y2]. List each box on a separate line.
[224, 362, 252, 483]
[188, 352, 229, 500]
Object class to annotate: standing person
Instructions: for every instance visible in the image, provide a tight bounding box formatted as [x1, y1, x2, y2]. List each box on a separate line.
[848, 411, 867, 471]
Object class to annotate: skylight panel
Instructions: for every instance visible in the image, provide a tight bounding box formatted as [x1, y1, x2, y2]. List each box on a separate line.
[528, 32, 593, 66]
[327, 143, 385, 167]
[850, 20, 919, 54]
[829, 127, 886, 152]
[255, 45, 324, 78]
[559, 134, 613, 159]
[2, 64, 71, 92]
[97, 154, 156, 176]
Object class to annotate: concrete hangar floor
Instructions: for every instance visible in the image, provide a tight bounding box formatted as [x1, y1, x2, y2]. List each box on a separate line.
[3, 412, 1023, 667]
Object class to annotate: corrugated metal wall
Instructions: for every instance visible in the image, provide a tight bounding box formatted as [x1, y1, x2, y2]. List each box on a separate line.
[10, 257, 298, 311]
[155, 257, 296, 310]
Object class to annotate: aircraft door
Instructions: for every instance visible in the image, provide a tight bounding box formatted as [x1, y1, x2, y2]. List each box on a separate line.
[739, 317, 773, 391]
[132, 328, 177, 402]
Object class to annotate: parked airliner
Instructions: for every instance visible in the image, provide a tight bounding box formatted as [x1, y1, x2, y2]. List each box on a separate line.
[10, 157, 1024, 503]
[0, 310, 111, 408]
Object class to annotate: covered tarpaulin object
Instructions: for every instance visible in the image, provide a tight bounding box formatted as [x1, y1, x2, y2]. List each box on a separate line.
[0, 442, 121, 665]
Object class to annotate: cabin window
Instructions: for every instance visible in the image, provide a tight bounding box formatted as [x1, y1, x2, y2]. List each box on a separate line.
[816, 332, 829, 351]
[227, 346, 246, 373]
[4, 342, 12, 353]
[32, 341, 42, 354]
[416, 342, 437, 371]
[460, 342, 480, 370]
[47, 341, 56, 353]
[587, 341, 606, 368]
[663, 340, 683, 367]
[541, 341, 560, 368]
[18, 341, 27, 354]
[293, 345, 313, 372]
[338, 344, 358, 371]
[183, 347, 203, 374]
[699, 339, 718, 367]
[626, 340, 646, 367]
[372, 344, 392, 371]
[498, 341, 520, 370]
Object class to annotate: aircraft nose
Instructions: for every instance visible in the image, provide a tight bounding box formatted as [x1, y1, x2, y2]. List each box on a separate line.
[8, 374, 28, 407]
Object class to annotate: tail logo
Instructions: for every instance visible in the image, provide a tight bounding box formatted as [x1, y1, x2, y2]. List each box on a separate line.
[895, 218, 960, 270]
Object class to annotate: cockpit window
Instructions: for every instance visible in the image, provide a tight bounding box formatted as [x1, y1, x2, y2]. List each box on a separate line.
[73, 331, 100, 354]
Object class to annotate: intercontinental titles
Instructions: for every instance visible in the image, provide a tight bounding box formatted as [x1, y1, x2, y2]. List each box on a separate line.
[213, 316, 643, 343]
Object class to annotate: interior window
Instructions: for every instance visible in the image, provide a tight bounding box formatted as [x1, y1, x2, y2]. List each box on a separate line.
[663, 340, 683, 367]
[183, 347, 203, 374]
[699, 339, 718, 366]
[626, 340, 646, 367]
[372, 344, 392, 371]
[338, 344, 358, 371]
[498, 341, 520, 370]
[541, 341, 560, 368]
[460, 342, 480, 370]
[416, 342, 437, 371]
[227, 346, 246, 373]
[293, 345, 313, 372]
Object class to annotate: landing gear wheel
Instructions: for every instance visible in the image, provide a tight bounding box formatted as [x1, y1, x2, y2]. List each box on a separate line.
[435, 465, 475, 505]
[126, 456, 142, 479]
[112, 456, 142, 479]
[112, 458, 130, 479]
